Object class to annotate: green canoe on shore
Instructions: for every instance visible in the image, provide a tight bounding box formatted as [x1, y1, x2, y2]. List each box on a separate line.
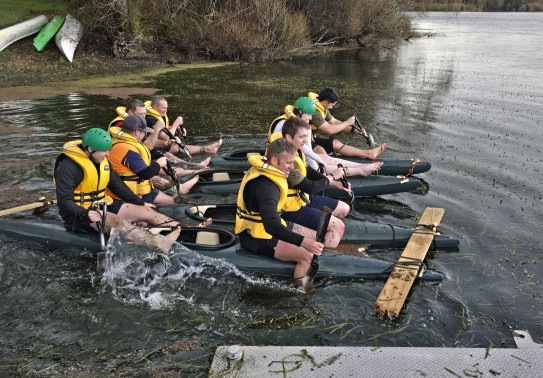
[33, 16, 64, 52]
[0, 219, 442, 281]
[157, 203, 460, 248]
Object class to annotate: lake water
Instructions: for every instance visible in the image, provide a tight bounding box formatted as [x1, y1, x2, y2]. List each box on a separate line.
[1, 12, 542, 375]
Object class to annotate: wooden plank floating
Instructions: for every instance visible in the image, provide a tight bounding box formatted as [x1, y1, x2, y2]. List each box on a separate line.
[375, 207, 445, 318]
[0, 198, 56, 217]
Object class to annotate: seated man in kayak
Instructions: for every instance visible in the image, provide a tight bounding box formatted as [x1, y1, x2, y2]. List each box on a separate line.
[107, 115, 200, 202]
[235, 139, 344, 281]
[54, 127, 181, 253]
[277, 117, 352, 227]
[145, 95, 222, 159]
[270, 96, 383, 176]
[308, 88, 386, 160]
[109, 99, 211, 175]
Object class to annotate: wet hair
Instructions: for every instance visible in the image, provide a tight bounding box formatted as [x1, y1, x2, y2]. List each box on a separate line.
[318, 87, 340, 103]
[151, 95, 167, 107]
[126, 99, 145, 112]
[282, 117, 310, 138]
[266, 138, 297, 161]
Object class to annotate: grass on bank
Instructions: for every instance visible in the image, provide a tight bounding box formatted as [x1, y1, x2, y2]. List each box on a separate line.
[0, 0, 69, 28]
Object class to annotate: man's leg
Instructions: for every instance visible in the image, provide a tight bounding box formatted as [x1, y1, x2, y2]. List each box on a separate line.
[101, 212, 180, 253]
[273, 239, 315, 279]
[282, 206, 344, 247]
[117, 203, 179, 227]
[332, 139, 387, 160]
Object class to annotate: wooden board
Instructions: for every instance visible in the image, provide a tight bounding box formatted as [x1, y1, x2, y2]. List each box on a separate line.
[374, 207, 445, 318]
[0, 199, 56, 217]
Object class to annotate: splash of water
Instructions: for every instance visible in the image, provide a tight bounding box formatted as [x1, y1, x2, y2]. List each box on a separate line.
[101, 229, 297, 310]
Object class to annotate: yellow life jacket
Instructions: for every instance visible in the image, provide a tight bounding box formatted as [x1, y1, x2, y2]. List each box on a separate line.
[235, 155, 289, 239]
[266, 133, 310, 212]
[268, 105, 295, 143]
[107, 126, 154, 199]
[307, 92, 327, 134]
[53, 140, 113, 208]
[144, 100, 169, 127]
[108, 106, 128, 131]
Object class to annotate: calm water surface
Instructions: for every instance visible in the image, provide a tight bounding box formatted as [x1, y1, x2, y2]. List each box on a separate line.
[1, 12, 542, 375]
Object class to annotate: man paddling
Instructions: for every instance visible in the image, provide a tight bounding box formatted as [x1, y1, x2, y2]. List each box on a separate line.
[270, 97, 383, 175]
[54, 128, 181, 253]
[308, 88, 386, 159]
[107, 115, 200, 202]
[108, 99, 211, 176]
[145, 95, 222, 158]
[235, 139, 344, 283]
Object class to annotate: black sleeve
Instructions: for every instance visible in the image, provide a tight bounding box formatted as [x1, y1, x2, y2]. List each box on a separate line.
[107, 169, 146, 205]
[54, 157, 90, 224]
[244, 177, 304, 246]
[145, 115, 158, 128]
[290, 166, 330, 195]
[136, 161, 161, 180]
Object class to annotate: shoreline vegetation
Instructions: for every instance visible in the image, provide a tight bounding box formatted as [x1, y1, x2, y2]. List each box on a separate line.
[1, 0, 415, 92]
[1, 0, 541, 95]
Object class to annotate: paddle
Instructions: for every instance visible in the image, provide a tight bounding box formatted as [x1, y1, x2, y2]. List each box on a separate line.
[302, 206, 332, 290]
[337, 163, 355, 210]
[162, 161, 181, 196]
[352, 115, 377, 148]
[90, 200, 108, 271]
[0, 198, 56, 217]
[160, 127, 192, 159]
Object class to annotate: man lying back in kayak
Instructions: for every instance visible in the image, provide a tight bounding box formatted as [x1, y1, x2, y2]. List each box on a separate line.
[54, 128, 181, 253]
[235, 139, 344, 281]
[308, 88, 386, 159]
[107, 115, 199, 201]
[269, 97, 383, 175]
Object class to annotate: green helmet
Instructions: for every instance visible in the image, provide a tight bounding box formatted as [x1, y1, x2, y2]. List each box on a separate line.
[82, 128, 112, 151]
[293, 96, 316, 115]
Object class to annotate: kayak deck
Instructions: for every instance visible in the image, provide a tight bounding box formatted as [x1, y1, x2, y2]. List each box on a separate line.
[210, 149, 431, 176]
[182, 169, 421, 198]
[0, 219, 442, 281]
[157, 203, 460, 248]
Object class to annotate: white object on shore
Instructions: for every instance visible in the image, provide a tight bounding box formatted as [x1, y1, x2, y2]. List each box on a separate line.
[0, 15, 48, 53]
[55, 14, 82, 63]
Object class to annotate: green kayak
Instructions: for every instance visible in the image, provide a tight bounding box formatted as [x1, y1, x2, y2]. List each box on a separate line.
[181, 169, 421, 198]
[33, 15, 64, 51]
[157, 203, 460, 248]
[0, 219, 442, 281]
[210, 149, 431, 176]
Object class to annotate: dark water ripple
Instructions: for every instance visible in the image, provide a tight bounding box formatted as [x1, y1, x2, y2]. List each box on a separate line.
[1, 12, 542, 376]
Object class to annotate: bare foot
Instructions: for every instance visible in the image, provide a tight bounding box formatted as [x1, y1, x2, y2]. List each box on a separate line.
[198, 157, 211, 167]
[367, 143, 386, 160]
[156, 226, 181, 253]
[347, 162, 383, 177]
[204, 139, 223, 154]
[178, 175, 199, 194]
[197, 218, 213, 227]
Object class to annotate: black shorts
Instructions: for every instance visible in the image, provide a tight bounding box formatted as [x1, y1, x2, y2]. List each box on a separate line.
[312, 136, 335, 154]
[65, 199, 124, 234]
[142, 189, 160, 204]
[238, 222, 294, 258]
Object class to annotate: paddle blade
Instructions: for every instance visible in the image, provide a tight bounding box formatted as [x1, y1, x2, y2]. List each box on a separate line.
[367, 133, 377, 148]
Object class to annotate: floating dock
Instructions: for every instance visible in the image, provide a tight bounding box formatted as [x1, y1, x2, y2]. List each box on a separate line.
[209, 330, 543, 377]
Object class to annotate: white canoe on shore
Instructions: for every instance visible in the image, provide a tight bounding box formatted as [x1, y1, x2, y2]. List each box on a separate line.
[55, 14, 82, 62]
[0, 15, 48, 53]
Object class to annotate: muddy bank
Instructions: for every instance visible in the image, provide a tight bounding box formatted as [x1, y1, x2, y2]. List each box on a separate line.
[0, 39, 235, 101]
